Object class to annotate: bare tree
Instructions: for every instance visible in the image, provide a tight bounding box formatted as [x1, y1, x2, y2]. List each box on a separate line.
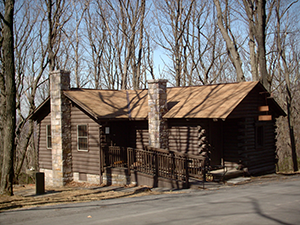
[64, 0, 88, 88]
[45, 0, 70, 72]
[0, 0, 16, 196]
[274, 0, 299, 171]
[85, 0, 150, 90]
[214, 0, 245, 82]
[189, 1, 229, 85]
[132, 0, 145, 90]
[84, 0, 107, 89]
[0, 16, 4, 180]
[154, 0, 195, 86]
[13, 0, 49, 180]
[242, 0, 275, 90]
[112, 0, 148, 89]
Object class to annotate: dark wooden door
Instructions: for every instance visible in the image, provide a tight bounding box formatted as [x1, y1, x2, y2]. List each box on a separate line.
[209, 120, 223, 166]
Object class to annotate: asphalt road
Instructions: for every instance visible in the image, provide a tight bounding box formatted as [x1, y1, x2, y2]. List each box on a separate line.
[1, 177, 300, 225]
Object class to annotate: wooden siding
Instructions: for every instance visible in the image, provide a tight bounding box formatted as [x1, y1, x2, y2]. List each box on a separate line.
[223, 117, 276, 174]
[247, 120, 276, 174]
[38, 113, 52, 170]
[136, 128, 149, 149]
[134, 121, 149, 149]
[168, 119, 209, 155]
[228, 85, 269, 119]
[223, 85, 277, 174]
[71, 105, 100, 175]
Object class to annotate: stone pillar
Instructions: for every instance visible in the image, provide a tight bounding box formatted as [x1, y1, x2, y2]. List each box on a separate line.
[148, 79, 168, 149]
[50, 70, 72, 187]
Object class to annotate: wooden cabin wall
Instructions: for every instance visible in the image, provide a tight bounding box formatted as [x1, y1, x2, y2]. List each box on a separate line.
[168, 119, 209, 155]
[37, 113, 52, 170]
[71, 105, 100, 176]
[132, 121, 149, 149]
[247, 120, 276, 174]
[228, 85, 270, 119]
[225, 86, 277, 174]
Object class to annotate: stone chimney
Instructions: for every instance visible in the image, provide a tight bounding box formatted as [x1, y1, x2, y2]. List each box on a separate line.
[50, 70, 72, 186]
[148, 79, 168, 149]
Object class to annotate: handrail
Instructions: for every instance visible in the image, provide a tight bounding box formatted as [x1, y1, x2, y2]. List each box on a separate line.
[103, 146, 207, 185]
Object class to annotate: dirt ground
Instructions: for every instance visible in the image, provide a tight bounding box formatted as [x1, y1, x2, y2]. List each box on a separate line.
[1, 172, 300, 212]
[0, 182, 158, 212]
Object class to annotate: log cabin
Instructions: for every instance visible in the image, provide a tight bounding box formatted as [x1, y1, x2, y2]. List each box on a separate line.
[30, 70, 285, 187]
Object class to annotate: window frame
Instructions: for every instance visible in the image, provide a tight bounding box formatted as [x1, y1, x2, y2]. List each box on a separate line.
[77, 124, 88, 151]
[46, 125, 52, 149]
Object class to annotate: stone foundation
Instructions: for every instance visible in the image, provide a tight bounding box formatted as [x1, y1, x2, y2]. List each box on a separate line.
[40, 168, 53, 186]
[102, 168, 132, 186]
[73, 172, 100, 184]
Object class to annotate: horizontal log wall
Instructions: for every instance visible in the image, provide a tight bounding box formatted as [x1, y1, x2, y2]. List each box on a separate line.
[38, 113, 52, 170]
[168, 119, 209, 155]
[71, 105, 100, 176]
[228, 85, 268, 119]
[224, 84, 277, 174]
[247, 121, 276, 174]
[127, 121, 149, 149]
[136, 128, 149, 149]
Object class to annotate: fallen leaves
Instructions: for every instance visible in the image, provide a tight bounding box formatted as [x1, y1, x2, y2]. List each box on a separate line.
[0, 184, 155, 212]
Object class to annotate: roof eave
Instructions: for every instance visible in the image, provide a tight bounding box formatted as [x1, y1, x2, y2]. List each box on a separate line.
[28, 97, 50, 121]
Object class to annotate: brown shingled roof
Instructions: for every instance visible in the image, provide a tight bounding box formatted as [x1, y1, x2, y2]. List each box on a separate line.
[64, 89, 148, 120]
[63, 81, 260, 120]
[165, 81, 259, 119]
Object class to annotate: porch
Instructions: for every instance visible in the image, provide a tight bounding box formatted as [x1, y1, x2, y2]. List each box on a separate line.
[100, 146, 237, 188]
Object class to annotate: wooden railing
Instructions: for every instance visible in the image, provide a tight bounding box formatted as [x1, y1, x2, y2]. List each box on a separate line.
[101, 146, 127, 171]
[102, 146, 207, 184]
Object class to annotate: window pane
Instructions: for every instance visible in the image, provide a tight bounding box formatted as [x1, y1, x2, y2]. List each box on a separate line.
[78, 125, 88, 150]
[47, 125, 52, 149]
[47, 125, 51, 135]
[78, 137, 88, 150]
[47, 136, 52, 149]
[78, 125, 87, 136]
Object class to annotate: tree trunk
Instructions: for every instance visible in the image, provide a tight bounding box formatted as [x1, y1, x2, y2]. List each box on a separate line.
[286, 92, 298, 172]
[15, 120, 34, 180]
[275, 0, 298, 172]
[256, 0, 270, 91]
[134, 0, 145, 90]
[47, 0, 55, 72]
[1, 0, 16, 196]
[214, 0, 245, 82]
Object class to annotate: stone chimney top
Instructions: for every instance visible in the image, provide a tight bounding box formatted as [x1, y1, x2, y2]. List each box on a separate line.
[50, 70, 70, 92]
[148, 79, 168, 84]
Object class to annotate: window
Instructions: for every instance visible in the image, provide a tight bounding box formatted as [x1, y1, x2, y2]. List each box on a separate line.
[256, 125, 264, 148]
[77, 125, 88, 151]
[46, 125, 52, 149]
